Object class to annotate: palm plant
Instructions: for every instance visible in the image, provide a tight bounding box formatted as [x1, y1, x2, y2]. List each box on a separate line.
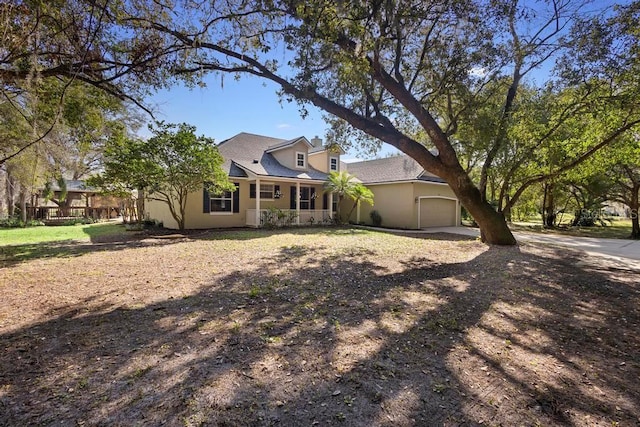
[345, 184, 374, 223]
[323, 171, 357, 223]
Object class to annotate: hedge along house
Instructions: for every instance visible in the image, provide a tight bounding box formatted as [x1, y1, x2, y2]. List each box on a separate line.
[343, 155, 460, 229]
[145, 133, 342, 229]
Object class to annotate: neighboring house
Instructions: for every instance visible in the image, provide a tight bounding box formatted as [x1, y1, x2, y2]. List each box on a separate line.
[145, 133, 459, 230]
[29, 179, 122, 221]
[344, 155, 460, 229]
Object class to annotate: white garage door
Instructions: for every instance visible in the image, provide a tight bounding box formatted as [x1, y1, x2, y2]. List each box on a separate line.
[419, 198, 457, 228]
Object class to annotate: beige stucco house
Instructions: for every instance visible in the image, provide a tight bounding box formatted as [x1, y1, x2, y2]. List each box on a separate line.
[145, 133, 460, 230]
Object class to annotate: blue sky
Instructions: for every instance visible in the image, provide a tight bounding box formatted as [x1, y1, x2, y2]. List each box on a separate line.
[149, 74, 397, 161]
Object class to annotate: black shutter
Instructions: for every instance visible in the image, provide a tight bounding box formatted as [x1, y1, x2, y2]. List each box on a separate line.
[232, 183, 240, 213]
[250, 183, 256, 199]
[274, 185, 280, 199]
[290, 186, 296, 209]
[203, 185, 210, 213]
[323, 193, 328, 210]
[310, 187, 316, 210]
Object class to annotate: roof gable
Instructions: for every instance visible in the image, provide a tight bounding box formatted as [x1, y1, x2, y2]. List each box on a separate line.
[217, 133, 327, 181]
[265, 136, 312, 153]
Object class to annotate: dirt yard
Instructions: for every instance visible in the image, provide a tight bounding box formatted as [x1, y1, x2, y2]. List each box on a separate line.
[1, 227, 639, 426]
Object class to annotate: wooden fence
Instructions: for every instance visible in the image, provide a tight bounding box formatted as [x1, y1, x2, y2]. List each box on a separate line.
[28, 206, 121, 222]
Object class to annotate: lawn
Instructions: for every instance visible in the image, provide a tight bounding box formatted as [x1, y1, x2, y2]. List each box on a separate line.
[1, 227, 638, 426]
[510, 218, 634, 239]
[0, 221, 126, 246]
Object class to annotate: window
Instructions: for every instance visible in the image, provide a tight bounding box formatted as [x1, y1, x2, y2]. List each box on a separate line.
[210, 190, 232, 214]
[290, 186, 316, 210]
[330, 157, 338, 171]
[296, 152, 306, 168]
[300, 186, 310, 210]
[260, 183, 274, 199]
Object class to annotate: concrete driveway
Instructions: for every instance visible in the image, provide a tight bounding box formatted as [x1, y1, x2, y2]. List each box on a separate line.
[422, 226, 640, 266]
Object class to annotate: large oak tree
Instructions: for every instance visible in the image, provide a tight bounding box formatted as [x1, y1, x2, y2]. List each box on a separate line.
[115, 0, 640, 244]
[4, 0, 640, 244]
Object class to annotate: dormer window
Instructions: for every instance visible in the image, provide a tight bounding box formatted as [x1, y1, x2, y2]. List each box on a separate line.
[296, 152, 306, 168]
[330, 157, 338, 171]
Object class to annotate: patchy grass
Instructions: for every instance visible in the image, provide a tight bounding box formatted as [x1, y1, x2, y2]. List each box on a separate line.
[0, 222, 130, 266]
[0, 221, 126, 246]
[511, 218, 634, 239]
[0, 227, 638, 426]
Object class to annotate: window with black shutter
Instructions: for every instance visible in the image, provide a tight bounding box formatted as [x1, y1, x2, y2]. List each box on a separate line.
[203, 185, 210, 213]
[207, 182, 239, 214]
[232, 183, 240, 213]
[290, 186, 296, 210]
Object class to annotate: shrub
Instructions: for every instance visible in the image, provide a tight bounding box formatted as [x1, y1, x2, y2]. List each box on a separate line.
[61, 218, 97, 226]
[0, 217, 45, 228]
[370, 210, 382, 227]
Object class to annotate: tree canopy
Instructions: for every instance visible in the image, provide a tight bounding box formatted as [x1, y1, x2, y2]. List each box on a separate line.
[93, 122, 234, 230]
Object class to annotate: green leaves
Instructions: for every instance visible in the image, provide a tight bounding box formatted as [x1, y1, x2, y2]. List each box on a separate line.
[94, 121, 234, 229]
[324, 171, 374, 222]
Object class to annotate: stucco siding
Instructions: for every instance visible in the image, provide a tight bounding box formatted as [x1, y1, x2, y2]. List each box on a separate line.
[343, 181, 458, 229]
[270, 141, 310, 170]
[346, 182, 415, 229]
[146, 181, 251, 229]
[309, 151, 340, 173]
[308, 151, 328, 172]
[146, 181, 327, 229]
[413, 182, 456, 201]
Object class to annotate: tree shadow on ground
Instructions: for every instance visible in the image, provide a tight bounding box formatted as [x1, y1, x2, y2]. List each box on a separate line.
[0, 237, 638, 426]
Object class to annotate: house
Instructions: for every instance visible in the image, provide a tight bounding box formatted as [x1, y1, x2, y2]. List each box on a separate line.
[145, 133, 459, 230]
[146, 133, 341, 229]
[343, 156, 460, 229]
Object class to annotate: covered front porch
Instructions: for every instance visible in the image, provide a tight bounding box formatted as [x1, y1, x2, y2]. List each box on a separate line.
[244, 178, 334, 227]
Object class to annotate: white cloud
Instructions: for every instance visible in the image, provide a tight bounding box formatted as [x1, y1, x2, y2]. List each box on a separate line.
[276, 123, 292, 129]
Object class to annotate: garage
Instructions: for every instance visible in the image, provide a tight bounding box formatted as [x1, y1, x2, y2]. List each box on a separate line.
[419, 197, 458, 228]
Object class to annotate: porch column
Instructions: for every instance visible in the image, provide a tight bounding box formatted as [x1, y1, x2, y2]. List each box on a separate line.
[296, 181, 301, 225]
[357, 201, 361, 224]
[328, 192, 334, 219]
[255, 178, 261, 227]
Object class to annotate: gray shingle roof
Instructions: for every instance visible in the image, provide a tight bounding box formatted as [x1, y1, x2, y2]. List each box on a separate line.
[309, 143, 346, 154]
[346, 155, 446, 184]
[217, 133, 328, 181]
[308, 145, 325, 154]
[264, 136, 312, 153]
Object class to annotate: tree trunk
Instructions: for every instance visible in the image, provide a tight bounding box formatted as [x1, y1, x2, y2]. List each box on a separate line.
[502, 194, 512, 223]
[346, 201, 358, 223]
[630, 184, 639, 239]
[542, 183, 556, 228]
[442, 168, 516, 245]
[336, 196, 345, 224]
[6, 172, 15, 217]
[136, 189, 145, 226]
[19, 191, 27, 223]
